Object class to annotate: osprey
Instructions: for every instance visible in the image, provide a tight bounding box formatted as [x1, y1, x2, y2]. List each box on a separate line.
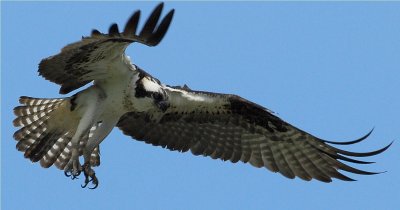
[13, 3, 391, 189]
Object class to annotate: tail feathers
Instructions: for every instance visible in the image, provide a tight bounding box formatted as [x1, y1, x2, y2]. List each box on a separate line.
[90, 146, 101, 167]
[26, 131, 63, 163]
[14, 96, 73, 168]
[14, 96, 101, 170]
[54, 123, 102, 169]
[18, 96, 64, 106]
[14, 119, 49, 152]
[53, 124, 99, 170]
[54, 140, 73, 170]
[44, 131, 73, 169]
[52, 134, 100, 170]
[13, 102, 63, 127]
[86, 122, 102, 167]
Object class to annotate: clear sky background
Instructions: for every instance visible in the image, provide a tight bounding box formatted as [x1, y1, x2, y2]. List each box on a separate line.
[2, 2, 400, 210]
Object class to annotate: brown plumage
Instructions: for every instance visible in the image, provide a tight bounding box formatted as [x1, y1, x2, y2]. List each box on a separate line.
[38, 2, 174, 94]
[13, 96, 100, 169]
[117, 92, 392, 183]
[13, 3, 392, 189]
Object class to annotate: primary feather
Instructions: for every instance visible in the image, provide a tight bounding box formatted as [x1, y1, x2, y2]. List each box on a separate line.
[13, 3, 391, 188]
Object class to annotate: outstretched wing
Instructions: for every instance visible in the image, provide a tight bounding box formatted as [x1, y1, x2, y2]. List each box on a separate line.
[117, 87, 391, 182]
[38, 3, 174, 94]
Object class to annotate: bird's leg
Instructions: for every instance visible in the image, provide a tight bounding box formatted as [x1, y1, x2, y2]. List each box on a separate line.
[64, 145, 82, 179]
[81, 117, 119, 189]
[64, 98, 99, 180]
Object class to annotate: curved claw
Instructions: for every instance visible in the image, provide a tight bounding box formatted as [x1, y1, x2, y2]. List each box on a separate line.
[81, 174, 99, 189]
[89, 176, 99, 189]
[65, 171, 71, 177]
[81, 163, 99, 189]
[81, 180, 89, 188]
[64, 170, 81, 180]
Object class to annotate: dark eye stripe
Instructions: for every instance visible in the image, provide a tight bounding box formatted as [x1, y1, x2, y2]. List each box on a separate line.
[152, 92, 164, 101]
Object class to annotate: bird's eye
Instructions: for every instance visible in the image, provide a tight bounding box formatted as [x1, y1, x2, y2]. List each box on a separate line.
[152, 92, 163, 101]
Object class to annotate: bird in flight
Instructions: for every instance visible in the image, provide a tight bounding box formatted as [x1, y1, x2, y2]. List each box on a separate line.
[13, 3, 391, 189]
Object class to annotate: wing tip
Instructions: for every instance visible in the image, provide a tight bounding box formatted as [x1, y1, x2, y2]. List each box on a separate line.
[94, 2, 174, 47]
[322, 128, 374, 145]
[108, 23, 120, 36]
[91, 29, 102, 36]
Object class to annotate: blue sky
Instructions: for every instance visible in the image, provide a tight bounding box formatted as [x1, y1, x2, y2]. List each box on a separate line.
[2, 2, 399, 210]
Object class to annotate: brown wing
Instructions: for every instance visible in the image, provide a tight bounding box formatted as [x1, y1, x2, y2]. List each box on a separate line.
[117, 89, 391, 182]
[38, 3, 174, 94]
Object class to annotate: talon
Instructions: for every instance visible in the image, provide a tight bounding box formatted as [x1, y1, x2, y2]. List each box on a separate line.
[64, 155, 82, 180]
[81, 177, 89, 188]
[65, 170, 81, 180]
[88, 175, 99, 189]
[81, 163, 99, 189]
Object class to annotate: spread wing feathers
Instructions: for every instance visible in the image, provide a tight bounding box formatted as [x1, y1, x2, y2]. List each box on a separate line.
[38, 3, 174, 94]
[117, 89, 391, 182]
[13, 96, 100, 170]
